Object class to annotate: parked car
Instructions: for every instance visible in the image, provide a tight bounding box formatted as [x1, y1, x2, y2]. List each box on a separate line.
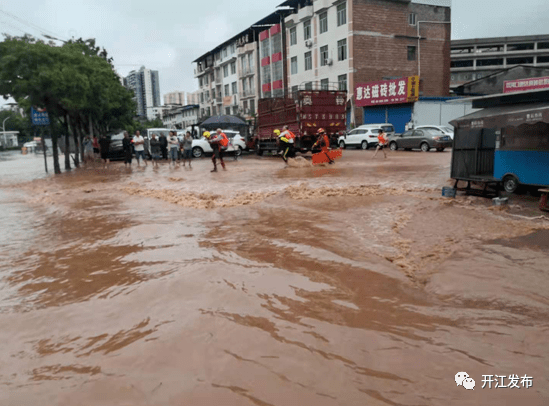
[192, 130, 246, 158]
[387, 128, 453, 152]
[107, 131, 126, 160]
[414, 125, 454, 139]
[337, 124, 395, 150]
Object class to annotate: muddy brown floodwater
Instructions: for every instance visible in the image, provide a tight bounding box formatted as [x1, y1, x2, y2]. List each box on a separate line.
[0, 150, 548, 406]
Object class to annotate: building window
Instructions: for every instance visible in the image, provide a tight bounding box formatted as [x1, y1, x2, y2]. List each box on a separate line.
[243, 100, 248, 111]
[319, 12, 328, 34]
[305, 82, 313, 90]
[408, 13, 416, 26]
[291, 85, 298, 96]
[223, 47, 228, 58]
[321, 79, 329, 90]
[232, 82, 237, 94]
[200, 93, 204, 103]
[476, 58, 503, 66]
[231, 62, 236, 75]
[507, 43, 534, 51]
[506, 56, 534, 65]
[204, 76, 208, 85]
[199, 77, 203, 87]
[537, 55, 549, 63]
[407, 46, 416, 61]
[290, 27, 297, 46]
[537, 42, 549, 49]
[212, 89, 216, 98]
[223, 65, 229, 77]
[226, 107, 231, 115]
[320, 45, 328, 66]
[224, 84, 230, 96]
[451, 59, 474, 68]
[338, 74, 347, 91]
[304, 52, 312, 71]
[338, 39, 347, 61]
[233, 106, 238, 115]
[304, 19, 311, 40]
[337, 3, 347, 26]
[248, 53, 254, 70]
[240, 55, 246, 71]
[291, 56, 298, 75]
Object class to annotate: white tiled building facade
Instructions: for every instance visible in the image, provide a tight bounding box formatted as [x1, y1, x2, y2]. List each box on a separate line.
[285, 0, 351, 97]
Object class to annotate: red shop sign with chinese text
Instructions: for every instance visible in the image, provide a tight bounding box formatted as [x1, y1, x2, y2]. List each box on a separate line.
[355, 76, 419, 107]
[503, 77, 549, 93]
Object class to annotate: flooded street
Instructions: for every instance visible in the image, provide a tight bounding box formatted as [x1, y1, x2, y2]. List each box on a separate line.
[0, 150, 548, 406]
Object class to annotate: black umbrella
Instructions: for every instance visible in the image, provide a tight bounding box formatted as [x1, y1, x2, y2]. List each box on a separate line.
[200, 115, 248, 129]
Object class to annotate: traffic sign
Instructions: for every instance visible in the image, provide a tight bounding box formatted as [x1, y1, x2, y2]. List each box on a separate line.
[31, 107, 50, 126]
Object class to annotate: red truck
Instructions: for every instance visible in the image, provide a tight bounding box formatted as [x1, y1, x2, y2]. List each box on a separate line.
[252, 90, 347, 156]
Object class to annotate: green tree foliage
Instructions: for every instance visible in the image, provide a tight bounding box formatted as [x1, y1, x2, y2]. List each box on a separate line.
[0, 34, 136, 173]
[0, 109, 32, 142]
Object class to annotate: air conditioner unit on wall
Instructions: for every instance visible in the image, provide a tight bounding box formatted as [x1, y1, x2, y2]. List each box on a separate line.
[305, 40, 312, 48]
[326, 58, 333, 66]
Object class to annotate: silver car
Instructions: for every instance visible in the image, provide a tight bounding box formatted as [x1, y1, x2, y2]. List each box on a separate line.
[387, 128, 453, 152]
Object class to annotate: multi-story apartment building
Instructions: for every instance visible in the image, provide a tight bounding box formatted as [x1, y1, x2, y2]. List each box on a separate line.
[162, 104, 200, 130]
[193, 1, 451, 130]
[193, 12, 284, 122]
[450, 34, 549, 91]
[163, 91, 187, 106]
[283, 0, 451, 127]
[124, 66, 161, 119]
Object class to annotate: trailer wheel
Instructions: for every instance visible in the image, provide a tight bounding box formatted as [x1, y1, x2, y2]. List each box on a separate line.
[255, 142, 263, 156]
[503, 175, 519, 193]
[339, 140, 346, 149]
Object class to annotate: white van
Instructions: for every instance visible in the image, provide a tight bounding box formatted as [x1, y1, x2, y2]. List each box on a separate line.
[338, 124, 395, 150]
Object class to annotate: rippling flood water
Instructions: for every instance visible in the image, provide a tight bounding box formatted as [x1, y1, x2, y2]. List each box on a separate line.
[0, 150, 548, 405]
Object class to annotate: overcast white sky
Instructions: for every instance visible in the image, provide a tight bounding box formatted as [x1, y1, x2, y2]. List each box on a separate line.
[0, 0, 549, 106]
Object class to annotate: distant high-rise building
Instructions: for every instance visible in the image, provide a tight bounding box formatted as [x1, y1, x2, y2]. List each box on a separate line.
[187, 90, 201, 105]
[164, 91, 187, 105]
[124, 66, 161, 119]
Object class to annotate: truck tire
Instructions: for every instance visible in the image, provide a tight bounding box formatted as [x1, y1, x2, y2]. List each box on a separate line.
[255, 142, 263, 156]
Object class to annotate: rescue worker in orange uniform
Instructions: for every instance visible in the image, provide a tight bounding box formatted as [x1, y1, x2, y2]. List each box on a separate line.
[312, 128, 334, 164]
[206, 129, 229, 172]
[275, 126, 295, 162]
[372, 129, 388, 159]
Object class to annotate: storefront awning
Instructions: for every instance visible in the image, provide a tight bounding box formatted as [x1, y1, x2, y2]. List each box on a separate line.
[450, 102, 549, 129]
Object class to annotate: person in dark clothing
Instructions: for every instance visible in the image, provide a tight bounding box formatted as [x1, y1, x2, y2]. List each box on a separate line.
[98, 134, 111, 168]
[159, 133, 168, 160]
[122, 131, 133, 167]
[149, 134, 162, 167]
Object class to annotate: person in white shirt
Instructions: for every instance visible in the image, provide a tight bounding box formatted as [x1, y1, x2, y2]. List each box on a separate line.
[168, 131, 180, 166]
[133, 130, 147, 167]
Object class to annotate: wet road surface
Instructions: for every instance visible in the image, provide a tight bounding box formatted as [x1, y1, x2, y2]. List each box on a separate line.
[0, 150, 548, 405]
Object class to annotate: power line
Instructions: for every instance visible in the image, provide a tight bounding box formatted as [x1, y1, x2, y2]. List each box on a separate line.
[0, 18, 30, 36]
[0, 8, 66, 41]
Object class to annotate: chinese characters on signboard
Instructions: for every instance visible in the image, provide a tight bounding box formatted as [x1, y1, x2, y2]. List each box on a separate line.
[355, 76, 419, 107]
[31, 107, 50, 126]
[503, 77, 549, 93]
